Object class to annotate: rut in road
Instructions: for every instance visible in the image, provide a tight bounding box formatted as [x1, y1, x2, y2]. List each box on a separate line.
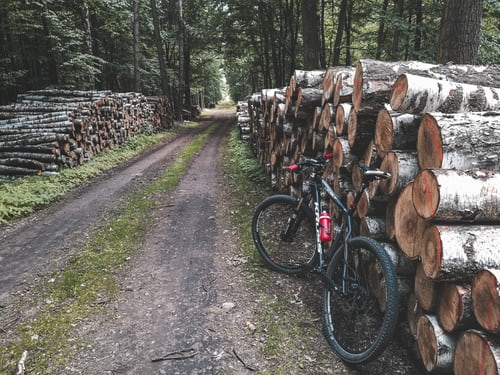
[63, 110, 263, 374]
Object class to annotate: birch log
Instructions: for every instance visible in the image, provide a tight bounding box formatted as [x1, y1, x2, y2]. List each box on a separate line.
[374, 107, 421, 158]
[412, 169, 500, 222]
[471, 269, 500, 334]
[437, 283, 475, 333]
[416, 112, 500, 170]
[415, 262, 438, 312]
[390, 73, 500, 114]
[420, 224, 500, 280]
[393, 182, 429, 259]
[416, 314, 457, 374]
[352, 59, 440, 112]
[454, 330, 500, 375]
[378, 151, 419, 197]
[333, 67, 356, 106]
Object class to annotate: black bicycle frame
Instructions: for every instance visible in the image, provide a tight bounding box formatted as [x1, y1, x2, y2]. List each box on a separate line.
[310, 170, 370, 295]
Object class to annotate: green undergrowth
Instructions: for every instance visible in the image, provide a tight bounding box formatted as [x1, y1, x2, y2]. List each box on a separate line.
[0, 123, 216, 374]
[222, 128, 335, 374]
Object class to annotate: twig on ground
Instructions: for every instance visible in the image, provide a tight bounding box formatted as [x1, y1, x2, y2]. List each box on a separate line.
[232, 348, 257, 371]
[151, 348, 198, 362]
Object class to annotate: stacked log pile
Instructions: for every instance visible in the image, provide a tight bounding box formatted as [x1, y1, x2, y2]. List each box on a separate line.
[242, 59, 500, 374]
[0, 89, 174, 178]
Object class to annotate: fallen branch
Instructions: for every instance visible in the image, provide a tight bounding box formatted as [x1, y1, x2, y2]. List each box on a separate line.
[232, 347, 257, 371]
[151, 348, 198, 362]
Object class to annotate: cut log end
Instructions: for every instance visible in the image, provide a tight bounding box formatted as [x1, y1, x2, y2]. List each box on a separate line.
[413, 169, 440, 220]
[472, 269, 500, 334]
[417, 114, 443, 169]
[454, 330, 500, 375]
[416, 315, 439, 372]
[420, 225, 441, 280]
[379, 152, 398, 196]
[374, 108, 393, 159]
[389, 74, 408, 112]
[394, 182, 426, 260]
[352, 62, 363, 111]
[437, 283, 465, 333]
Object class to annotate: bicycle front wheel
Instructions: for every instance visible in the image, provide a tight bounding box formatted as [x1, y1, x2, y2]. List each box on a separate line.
[322, 236, 399, 364]
[252, 194, 318, 274]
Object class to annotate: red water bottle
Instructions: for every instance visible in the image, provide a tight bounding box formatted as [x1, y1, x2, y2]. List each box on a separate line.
[319, 210, 332, 242]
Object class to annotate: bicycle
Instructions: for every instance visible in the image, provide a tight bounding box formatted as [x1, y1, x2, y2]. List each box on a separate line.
[251, 153, 399, 364]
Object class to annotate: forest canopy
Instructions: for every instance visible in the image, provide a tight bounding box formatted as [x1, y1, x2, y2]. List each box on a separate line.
[0, 0, 498, 108]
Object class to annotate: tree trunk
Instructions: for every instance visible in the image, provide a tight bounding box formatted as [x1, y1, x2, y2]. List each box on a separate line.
[318, 102, 335, 132]
[437, 282, 475, 333]
[132, 0, 141, 92]
[416, 314, 457, 373]
[378, 151, 419, 197]
[420, 224, 500, 280]
[417, 112, 500, 170]
[437, 0, 483, 64]
[471, 269, 500, 334]
[413, 169, 500, 222]
[374, 107, 420, 158]
[394, 182, 428, 259]
[301, 0, 321, 69]
[453, 329, 500, 375]
[390, 73, 500, 114]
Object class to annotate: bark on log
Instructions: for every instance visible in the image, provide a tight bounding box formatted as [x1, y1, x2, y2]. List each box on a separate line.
[288, 70, 325, 96]
[420, 224, 500, 280]
[417, 112, 500, 170]
[437, 283, 476, 333]
[381, 241, 417, 277]
[453, 329, 500, 375]
[294, 88, 324, 118]
[374, 107, 420, 158]
[353, 59, 500, 112]
[333, 67, 356, 106]
[472, 269, 500, 334]
[391, 73, 500, 114]
[416, 314, 457, 374]
[353, 60, 438, 112]
[378, 151, 419, 197]
[394, 182, 429, 259]
[415, 262, 438, 312]
[359, 216, 387, 240]
[413, 169, 500, 222]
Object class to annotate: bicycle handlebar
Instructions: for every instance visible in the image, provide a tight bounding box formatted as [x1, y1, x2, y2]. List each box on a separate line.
[285, 157, 391, 181]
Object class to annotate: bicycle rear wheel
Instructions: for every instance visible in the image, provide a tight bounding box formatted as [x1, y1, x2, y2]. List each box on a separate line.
[252, 194, 318, 274]
[322, 236, 399, 364]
